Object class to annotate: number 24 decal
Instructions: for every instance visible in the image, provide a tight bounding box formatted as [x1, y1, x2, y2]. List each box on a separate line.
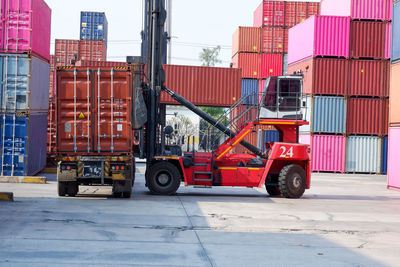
[280, 146, 294, 158]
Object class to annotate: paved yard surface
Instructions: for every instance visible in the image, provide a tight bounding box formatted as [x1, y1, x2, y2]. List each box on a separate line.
[1, 163, 400, 266]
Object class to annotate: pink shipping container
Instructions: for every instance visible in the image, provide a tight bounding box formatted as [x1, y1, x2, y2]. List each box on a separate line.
[320, 0, 392, 21]
[260, 54, 283, 79]
[0, 0, 51, 62]
[388, 127, 400, 190]
[232, 53, 260, 79]
[311, 135, 346, 173]
[288, 15, 350, 65]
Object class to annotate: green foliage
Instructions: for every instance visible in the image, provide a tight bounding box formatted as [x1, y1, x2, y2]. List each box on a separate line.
[199, 46, 222, 67]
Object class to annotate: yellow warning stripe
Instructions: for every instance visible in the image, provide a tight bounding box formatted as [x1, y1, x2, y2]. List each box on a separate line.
[217, 130, 252, 160]
[218, 167, 238, 170]
[259, 121, 296, 125]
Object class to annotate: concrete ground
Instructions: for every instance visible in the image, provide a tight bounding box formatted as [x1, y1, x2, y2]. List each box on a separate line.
[1, 164, 400, 267]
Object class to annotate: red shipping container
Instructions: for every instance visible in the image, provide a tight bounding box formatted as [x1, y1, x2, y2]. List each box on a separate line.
[75, 60, 128, 67]
[349, 60, 389, 97]
[162, 65, 241, 107]
[347, 98, 389, 136]
[260, 54, 283, 79]
[285, 2, 297, 28]
[55, 39, 80, 66]
[232, 53, 260, 79]
[56, 67, 133, 155]
[47, 98, 56, 154]
[49, 55, 55, 97]
[79, 40, 107, 62]
[287, 57, 348, 96]
[253, 1, 285, 27]
[296, 2, 308, 24]
[232, 27, 262, 56]
[350, 21, 388, 59]
[307, 2, 320, 17]
[262, 27, 288, 53]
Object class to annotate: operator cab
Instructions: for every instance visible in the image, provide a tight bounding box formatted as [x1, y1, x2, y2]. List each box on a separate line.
[259, 76, 304, 120]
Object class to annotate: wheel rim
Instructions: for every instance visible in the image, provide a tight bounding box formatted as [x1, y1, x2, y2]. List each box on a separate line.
[157, 172, 172, 186]
[291, 173, 303, 189]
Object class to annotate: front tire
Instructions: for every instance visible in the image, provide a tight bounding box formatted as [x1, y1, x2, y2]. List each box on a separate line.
[146, 161, 181, 195]
[278, 164, 306, 199]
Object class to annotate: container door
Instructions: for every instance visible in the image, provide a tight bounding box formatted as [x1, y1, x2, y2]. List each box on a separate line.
[0, 114, 28, 176]
[57, 70, 94, 153]
[93, 69, 132, 153]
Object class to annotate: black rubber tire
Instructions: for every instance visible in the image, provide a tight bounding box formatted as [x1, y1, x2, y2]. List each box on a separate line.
[146, 162, 181, 195]
[122, 190, 132, 199]
[58, 181, 67, 196]
[67, 182, 78, 197]
[266, 185, 281, 196]
[278, 164, 306, 199]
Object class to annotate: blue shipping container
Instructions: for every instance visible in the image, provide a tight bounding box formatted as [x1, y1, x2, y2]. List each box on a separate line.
[392, 1, 400, 62]
[264, 130, 280, 143]
[0, 113, 47, 176]
[381, 136, 388, 174]
[241, 79, 258, 105]
[80, 12, 108, 44]
[312, 96, 346, 134]
[0, 53, 50, 113]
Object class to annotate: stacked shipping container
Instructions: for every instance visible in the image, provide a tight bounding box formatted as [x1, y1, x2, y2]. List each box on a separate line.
[388, 0, 400, 190]
[288, 0, 392, 174]
[231, 1, 319, 152]
[0, 0, 51, 176]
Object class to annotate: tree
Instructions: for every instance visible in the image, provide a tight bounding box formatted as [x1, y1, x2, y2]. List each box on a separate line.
[199, 46, 222, 67]
[166, 114, 198, 145]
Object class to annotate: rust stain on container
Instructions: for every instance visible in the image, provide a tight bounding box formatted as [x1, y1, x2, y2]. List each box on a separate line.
[288, 57, 348, 96]
[350, 21, 387, 59]
[56, 67, 133, 155]
[349, 59, 389, 97]
[232, 27, 262, 57]
[162, 65, 241, 107]
[347, 98, 389, 136]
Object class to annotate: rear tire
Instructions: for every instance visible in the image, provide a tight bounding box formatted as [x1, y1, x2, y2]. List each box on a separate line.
[266, 185, 281, 196]
[146, 161, 181, 195]
[278, 164, 306, 199]
[67, 182, 78, 197]
[58, 181, 67, 196]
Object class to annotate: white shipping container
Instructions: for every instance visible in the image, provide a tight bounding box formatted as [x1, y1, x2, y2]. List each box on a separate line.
[346, 136, 381, 173]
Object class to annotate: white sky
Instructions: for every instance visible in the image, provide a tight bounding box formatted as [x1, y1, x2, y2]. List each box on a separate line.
[46, 0, 320, 67]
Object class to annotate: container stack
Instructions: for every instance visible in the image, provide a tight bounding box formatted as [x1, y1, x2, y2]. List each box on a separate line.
[388, 0, 400, 190]
[0, 0, 51, 176]
[231, 1, 319, 153]
[288, 0, 392, 174]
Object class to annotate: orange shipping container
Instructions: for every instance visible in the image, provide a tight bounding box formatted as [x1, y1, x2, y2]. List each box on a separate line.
[262, 27, 288, 53]
[390, 62, 400, 126]
[162, 65, 241, 107]
[232, 53, 260, 79]
[79, 40, 107, 62]
[55, 39, 80, 66]
[232, 27, 262, 57]
[56, 67, 133, 155]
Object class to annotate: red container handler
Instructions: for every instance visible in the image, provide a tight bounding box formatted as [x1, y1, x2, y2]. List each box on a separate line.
[346, 98, 389, 136]
[162, 64, 241, 107]
[287, 57, 349, 96]
[55, 39, 80, 66]
[56, 66, 133, 155]
[350, 21, 389, 59]
[232, 53, 260, 79]
[0, 0, 51, 62]
[349, 59, 390, 97]
[79, 40, 107, 62]
[232, 27, 262, 57]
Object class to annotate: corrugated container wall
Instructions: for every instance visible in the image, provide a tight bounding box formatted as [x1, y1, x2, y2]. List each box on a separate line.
[346, 98, 388, 136]
[288, 15, 350, 65]
[241, 79, 259, 105]
[346, 136, 381, 173]
[0, 113, 47, 176]
[388, 127, 400, 189]
[0, 0, 51, 62]
[49, 55, 55, 97]
[264, 130, 279, 143]
[79, 40, 107, 61]
[260, 54, 283, 78]
[312, 96, 346, 134]
[80, 12, 108, 44]
[55, 39, 80, 66]
[320, 0, 392, 21]
[0, 53, 49, 113]
[47, 99, 56, 154]
[381, 136, 388, 174]
[162, 65, 241, 107]
[350, 21, 390, 59]
[390, 62, 400, 126]
[75, 60, 128, 67]
[392, 1, 400, 62]
[232, 27, 262, 56]
[232, 53, 260, 79]
[56, 67, 133, 155]
[287, 57, 348, 96]
[349, 60, 389, 97]
[311, 135, 346, 173]
[262, 27, 288, 53]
